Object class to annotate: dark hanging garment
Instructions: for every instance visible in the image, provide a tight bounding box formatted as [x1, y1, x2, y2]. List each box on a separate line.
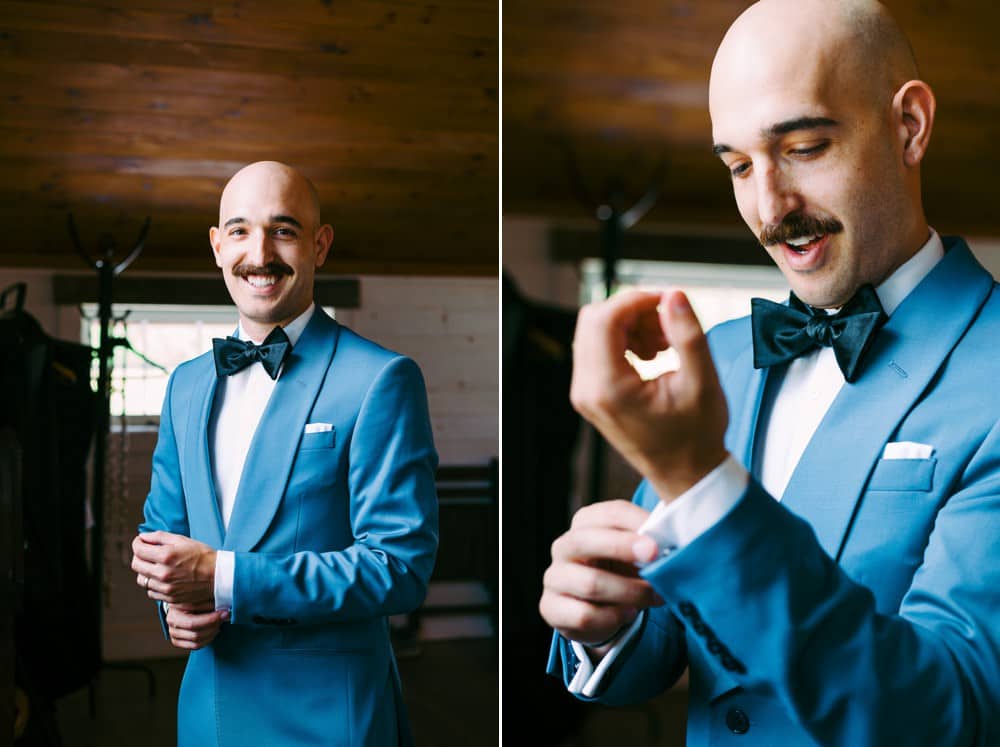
[0, 294, 100, 700]
[501, 274, 590, 744]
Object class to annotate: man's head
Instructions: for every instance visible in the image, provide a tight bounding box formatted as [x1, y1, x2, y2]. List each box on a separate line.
[210, 161, 333, 340]
[709, 0, 936, 307]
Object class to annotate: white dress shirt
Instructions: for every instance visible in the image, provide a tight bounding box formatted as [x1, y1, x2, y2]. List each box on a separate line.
[211, 304, 316, 610]
[568, 230, 945, 696]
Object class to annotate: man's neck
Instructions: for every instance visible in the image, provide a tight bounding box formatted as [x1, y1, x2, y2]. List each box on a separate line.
[239, 303, 314, 344]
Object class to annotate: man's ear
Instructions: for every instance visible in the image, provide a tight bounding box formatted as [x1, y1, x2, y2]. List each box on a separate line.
[209, 226, 223, 268]
[893, 79, 936, 167]
[315, 224, 334, 267]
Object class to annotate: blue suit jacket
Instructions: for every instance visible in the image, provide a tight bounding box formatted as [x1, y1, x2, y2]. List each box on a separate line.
[550, 238, 1000, 745]
[141, 308, 439, 747]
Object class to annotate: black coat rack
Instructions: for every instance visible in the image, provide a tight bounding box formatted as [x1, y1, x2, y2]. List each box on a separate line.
[566, 152, 665, 503]
[68, 214, 157, 707]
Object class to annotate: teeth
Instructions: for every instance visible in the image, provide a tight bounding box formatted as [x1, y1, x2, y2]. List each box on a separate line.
[246, 275, 278, 287]
[787, 235, 819, 247]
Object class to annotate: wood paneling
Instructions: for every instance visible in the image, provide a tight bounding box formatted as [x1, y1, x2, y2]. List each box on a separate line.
[504, 1, 1000, 238]
[0, 0, 497, 275]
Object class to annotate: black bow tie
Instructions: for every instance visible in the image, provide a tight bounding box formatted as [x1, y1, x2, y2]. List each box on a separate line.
[750, 284, 887, 383]
[212, 326, 291, 380]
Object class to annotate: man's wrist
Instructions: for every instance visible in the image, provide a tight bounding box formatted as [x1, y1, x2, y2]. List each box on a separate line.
[198, 550, 218, 592]
[647, 447, 731, 503]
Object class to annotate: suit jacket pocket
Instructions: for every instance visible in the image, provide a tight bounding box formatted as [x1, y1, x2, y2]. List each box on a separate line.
[867, 457, 936, 492]
[299, 427, 336, 450]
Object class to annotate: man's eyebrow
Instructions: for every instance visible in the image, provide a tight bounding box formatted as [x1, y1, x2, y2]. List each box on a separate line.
[223, 217, 247, 228]
[712, 117, 840, 156]
[271, 214, 303, 229]
[764, 116, 839, 138]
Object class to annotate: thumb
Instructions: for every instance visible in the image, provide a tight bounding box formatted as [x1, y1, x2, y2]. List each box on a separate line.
[659, 291, 713, 384]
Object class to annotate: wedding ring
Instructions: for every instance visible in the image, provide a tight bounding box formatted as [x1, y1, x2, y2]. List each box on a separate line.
[144, 576, 150, 591]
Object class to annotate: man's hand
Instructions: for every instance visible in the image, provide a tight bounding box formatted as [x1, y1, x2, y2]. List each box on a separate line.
[165, 604, 229, 650]
[131, 531, 217, 607]
[570, 289, 729, 502]
[540, 500, 663, 647]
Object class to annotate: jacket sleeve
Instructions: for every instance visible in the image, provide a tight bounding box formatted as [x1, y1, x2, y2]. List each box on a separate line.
[636, 439, 1000, 747]
[229, 356, 439, 625]
[138, 370, 190, 639]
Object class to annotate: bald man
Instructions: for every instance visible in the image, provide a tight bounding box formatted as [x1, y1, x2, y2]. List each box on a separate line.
[130, 161, 438, 746]
[542, 2, 1000, 744]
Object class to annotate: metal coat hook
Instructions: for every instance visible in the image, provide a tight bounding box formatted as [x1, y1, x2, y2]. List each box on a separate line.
[563, 146, 667, 506]
[68, 214, 151, 275]
[563, 146, 666, 297]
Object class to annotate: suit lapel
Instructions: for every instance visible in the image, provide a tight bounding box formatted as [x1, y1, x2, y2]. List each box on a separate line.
[724, 341, 770, 473]
[222, 310, 340, 553]
[781, 240, 993, 559]
[184, 369, 225, 548]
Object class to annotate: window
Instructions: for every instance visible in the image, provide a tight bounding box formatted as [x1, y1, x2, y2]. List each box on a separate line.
[81, 304, 335, 417]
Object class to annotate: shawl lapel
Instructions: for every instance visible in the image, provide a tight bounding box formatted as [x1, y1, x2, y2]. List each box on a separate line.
[183, 369, 225, 549]
[724, 340, 770, 473]
[779, 239, 993, 559]
[222, 310, 341, 553]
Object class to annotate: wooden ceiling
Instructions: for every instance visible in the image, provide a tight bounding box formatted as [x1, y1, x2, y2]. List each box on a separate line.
[0, 0, 497, 275]
[504, 1, 1000, 239]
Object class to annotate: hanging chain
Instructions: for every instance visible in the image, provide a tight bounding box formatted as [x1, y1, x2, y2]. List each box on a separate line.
[102, 312, 134, 608]
[116, 314, 131, 570]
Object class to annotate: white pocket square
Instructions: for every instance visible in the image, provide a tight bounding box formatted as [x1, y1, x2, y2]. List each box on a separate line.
[304, 422, 333, 434]
[882, 441, 934, 460]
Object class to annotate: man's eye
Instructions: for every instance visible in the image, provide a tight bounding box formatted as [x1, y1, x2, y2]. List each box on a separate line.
[789, 142, 828, 157]
[229, 228, 247, 236]
[274, 227, 296, 237]
[730, 161, 751, 178]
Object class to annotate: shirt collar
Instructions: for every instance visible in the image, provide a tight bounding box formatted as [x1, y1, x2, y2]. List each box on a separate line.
[874, 229, 944, 317]
[237, 302, 316, 346]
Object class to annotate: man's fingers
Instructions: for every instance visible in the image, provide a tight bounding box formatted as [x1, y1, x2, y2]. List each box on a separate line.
[544, 562, 663, 609]
[131, 557, 163, 581]
[569, 499, 652, 532]
[137, 530, 173, 546]
[552, 526, 648, 566]
[152, 587, 215, 606]
[575, 291, 663, 371]
[167, 607, 228, 632]
[539, 591, 639, 646]
[132, 541, 167, 564]
[658, 290, 715, 388]
[170, 633, 218, 651]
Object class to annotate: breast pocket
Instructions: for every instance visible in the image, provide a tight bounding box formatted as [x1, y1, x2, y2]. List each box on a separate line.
[867, 457, 936, 492]
[299, 427, 336, 450]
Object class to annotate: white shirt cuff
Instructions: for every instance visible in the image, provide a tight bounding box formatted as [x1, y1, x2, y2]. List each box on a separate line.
[566, 611, 645, 697]
[639, 455, 749, 555]
[214, 550, 235, 611]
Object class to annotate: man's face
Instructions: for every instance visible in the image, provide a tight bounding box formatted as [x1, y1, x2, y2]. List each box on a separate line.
[210, 166, 331, 333]
[710, 45, 910, 308]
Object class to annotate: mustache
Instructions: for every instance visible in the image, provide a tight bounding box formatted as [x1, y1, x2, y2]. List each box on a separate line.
[232, 261, 293, 278]
[759, 213, 843, 246]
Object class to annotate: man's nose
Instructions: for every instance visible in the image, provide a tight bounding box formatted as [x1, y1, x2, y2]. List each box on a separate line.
[243, 231, 275, 265]
[755, 166, 802, 228]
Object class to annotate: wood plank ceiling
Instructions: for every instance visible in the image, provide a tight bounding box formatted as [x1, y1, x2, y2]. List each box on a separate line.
[0, 0, 497, 275]
[504, 0, 1000, 240]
